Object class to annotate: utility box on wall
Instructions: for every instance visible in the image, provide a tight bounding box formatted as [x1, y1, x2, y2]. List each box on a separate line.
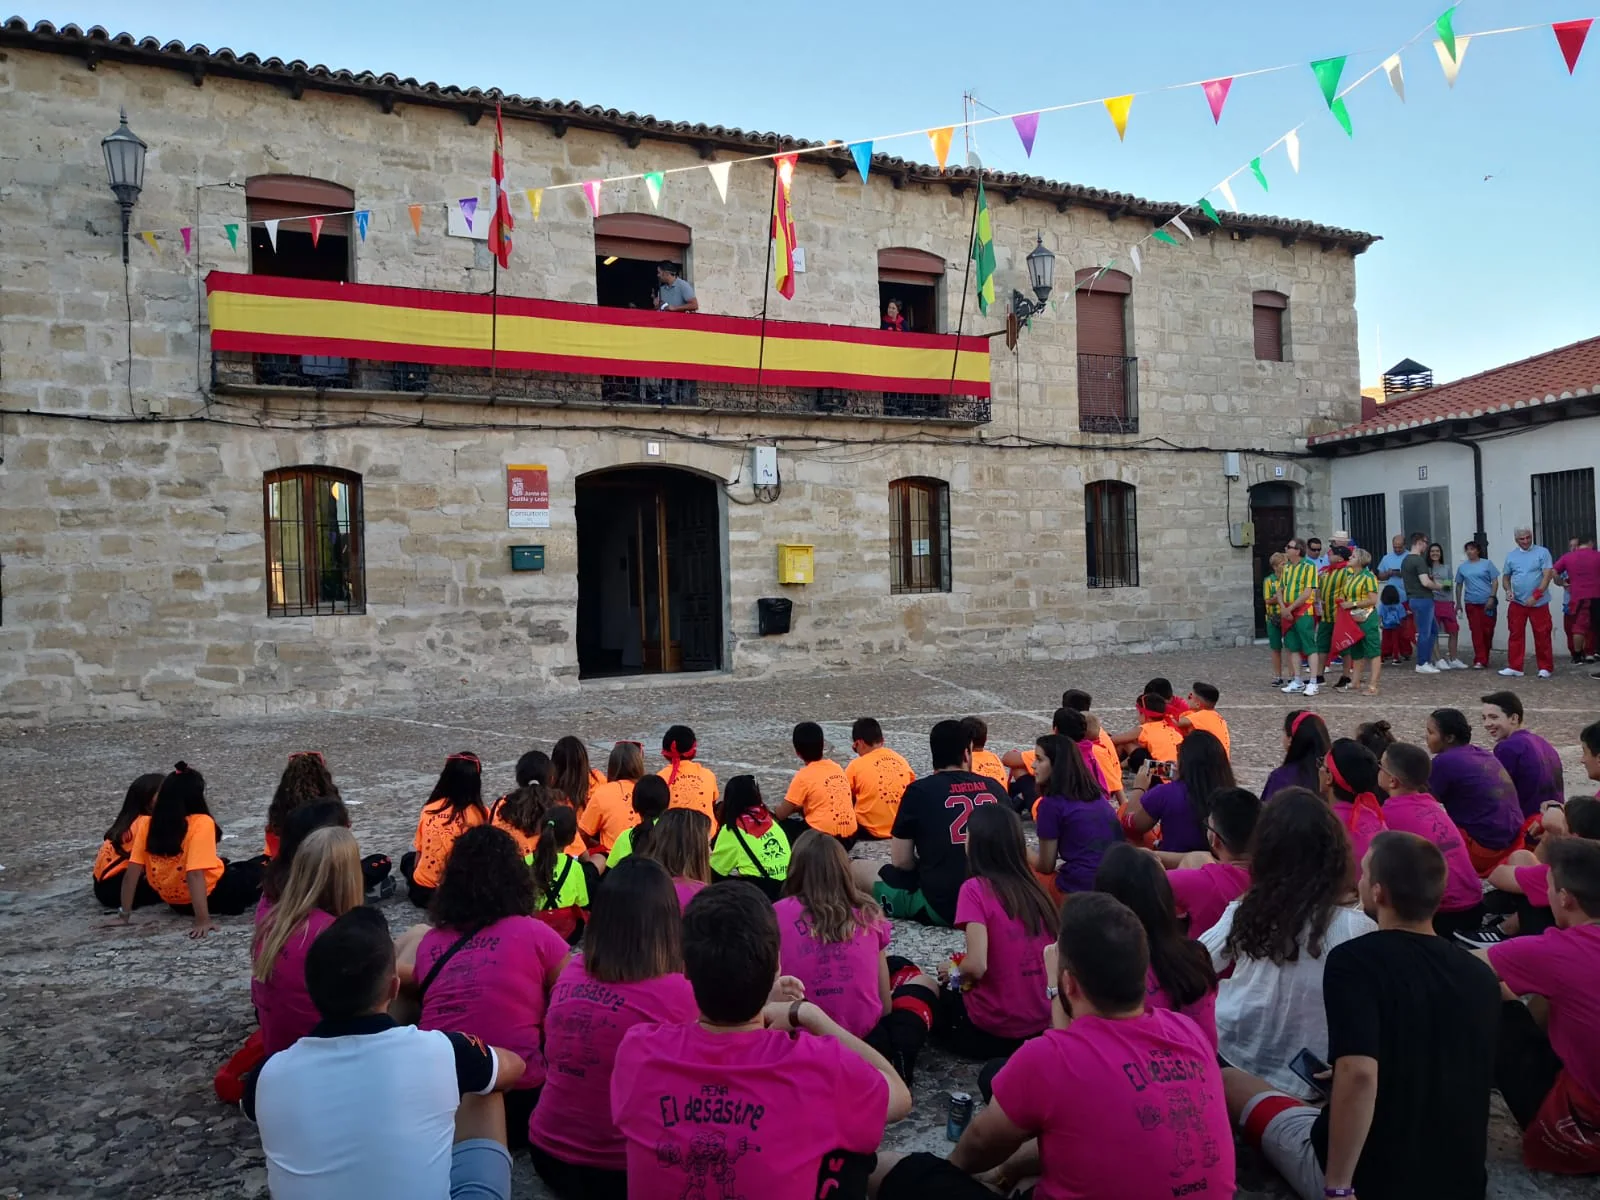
[776, 543, 814, 584]
[510, 545, 545, 571]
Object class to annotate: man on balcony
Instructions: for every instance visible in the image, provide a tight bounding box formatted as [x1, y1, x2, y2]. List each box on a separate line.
[655, 262, 698, 313]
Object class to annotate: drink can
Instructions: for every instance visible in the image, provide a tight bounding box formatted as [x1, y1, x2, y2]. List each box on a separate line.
[946, 1091, 974, 1141]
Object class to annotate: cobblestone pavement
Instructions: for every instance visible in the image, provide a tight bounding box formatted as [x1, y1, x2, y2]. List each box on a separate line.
[2, 648, 1596, 1198]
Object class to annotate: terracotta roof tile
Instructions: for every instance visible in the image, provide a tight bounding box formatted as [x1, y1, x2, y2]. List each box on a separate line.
[1311, 335, 1600, 447]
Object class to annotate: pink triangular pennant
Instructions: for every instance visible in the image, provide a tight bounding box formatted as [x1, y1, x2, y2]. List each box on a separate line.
[1201, 77, 1233, 124]
[308, 216, 324, 248]
[1554, 18, 1593, 74]
[1011, 112, 1040, 157]
[582, 180, 602, 217]
[180, 227, 192, 255]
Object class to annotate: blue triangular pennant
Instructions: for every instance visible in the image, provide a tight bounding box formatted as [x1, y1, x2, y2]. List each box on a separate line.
[355, 210, 370, 242]
[848, 141, 873, 184]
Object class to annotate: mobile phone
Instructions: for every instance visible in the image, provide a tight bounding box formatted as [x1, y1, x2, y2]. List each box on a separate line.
[1289, 1048, 1331, 1098]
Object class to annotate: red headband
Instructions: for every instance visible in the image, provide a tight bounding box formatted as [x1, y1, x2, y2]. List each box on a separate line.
[1289, 711, 1320, 739]
[289, 750, 325, 765]
[1327, 754, 1384, 833]
[664, 741, 697, 784]
[447, 752, 481, 770]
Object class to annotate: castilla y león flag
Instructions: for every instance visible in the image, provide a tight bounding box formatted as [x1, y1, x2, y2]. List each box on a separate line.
[772, 154, 798, 300]
[489, 104, 514, 270]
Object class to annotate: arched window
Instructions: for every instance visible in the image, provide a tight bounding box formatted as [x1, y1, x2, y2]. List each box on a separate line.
[1075, 268, 1136, 433]
[878, 248, 946, 333]
[594, 214, 693, 308]
[889, 477, 951, 594]
[1252, 290, 1288, 361]
[264, 467, 365, 616]
[246, 176, 355, 282]
[1085, 481, 1139, 589]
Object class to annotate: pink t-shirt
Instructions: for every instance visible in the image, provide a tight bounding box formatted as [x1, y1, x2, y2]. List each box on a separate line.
[954, 877, 1054, 1039]
[991, 1010, 1235, 1200]
[1553, 547, 1600, 602]
[1168, 862, 1250, 939]
[1145, 966, 1219, 1053]
[1382, 793, 1484, 914]
[774, 896, 890, 1039]
[611, 1022, 889, 1200]
[251, 904, 336, 1055]
[530, 956, 698, 1169]
[416, 914, 570, 1088]
[1489, 924, 1600, 1100]
[1515, 863, 1552, 908]
[1333, 798, 1387, 878]
[673, 878, 707, 912]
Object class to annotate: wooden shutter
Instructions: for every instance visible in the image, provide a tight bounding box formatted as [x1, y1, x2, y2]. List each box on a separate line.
[1252, 292, 1286, 362]
[1075, 292, 1126, 356]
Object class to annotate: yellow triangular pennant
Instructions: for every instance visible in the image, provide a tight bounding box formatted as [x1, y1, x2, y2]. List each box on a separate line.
[1104, 95, 1134, 141]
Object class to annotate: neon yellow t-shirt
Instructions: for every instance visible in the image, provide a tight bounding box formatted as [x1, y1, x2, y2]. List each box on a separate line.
[710, 823, 790, 882]
[526, 851, 589, 911]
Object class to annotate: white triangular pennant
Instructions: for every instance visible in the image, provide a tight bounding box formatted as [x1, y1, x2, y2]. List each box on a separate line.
[707, 161, 731, 204]
[1434, 36, 1470, 87]
[1170, 215, 1193, 240]
[644, 173, 663, 211]
[1218, 180, 1239, 212]
[1285, 130, 1301, 174]
[1129, 245, 1142, 275]
[264, 219, 279, 252]
[1382, 54, 1406, 103]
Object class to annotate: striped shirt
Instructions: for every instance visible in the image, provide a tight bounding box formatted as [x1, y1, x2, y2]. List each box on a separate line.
[1317, 565, 1350, 618]
[1342, 568, 1379, 607]
[1277, 560, 1319, 610]
[1262, 574, 1281, 617]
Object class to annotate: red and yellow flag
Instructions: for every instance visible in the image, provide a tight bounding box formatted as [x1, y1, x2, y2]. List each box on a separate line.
[489, 104, 514, 270]
[772, 154, 797, 300]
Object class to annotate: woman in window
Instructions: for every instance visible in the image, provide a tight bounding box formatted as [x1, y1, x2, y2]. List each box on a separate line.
[1030, 733, 1122, 899]
[117, 763, 265, 936]
[881, 299, 906, 332]
[401, 751, 487, 909]
[1122, 729, 1235, 854]
[1261, 710, 1330, 802]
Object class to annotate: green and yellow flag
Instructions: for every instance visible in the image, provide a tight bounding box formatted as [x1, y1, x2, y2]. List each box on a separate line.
[973, 181, 996, 316]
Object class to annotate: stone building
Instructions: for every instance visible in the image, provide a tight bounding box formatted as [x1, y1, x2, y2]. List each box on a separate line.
[0, 20, 1374, 724]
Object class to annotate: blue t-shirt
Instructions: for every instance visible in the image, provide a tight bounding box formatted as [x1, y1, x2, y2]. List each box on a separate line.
[1503, 545, 1554, 607]
[1376, 551, 1407, 579]
[1455, 559, 1498, 605]
[1378, 602, 1408, 629]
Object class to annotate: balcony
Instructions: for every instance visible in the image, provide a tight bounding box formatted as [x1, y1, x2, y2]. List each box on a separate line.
[1077, 353, 1139, 434]
[205, 273, 992, 425]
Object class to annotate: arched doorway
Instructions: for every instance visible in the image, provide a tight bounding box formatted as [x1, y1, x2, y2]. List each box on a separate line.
[1249, 482, 1297, 637]
[576, 467, 723, 678]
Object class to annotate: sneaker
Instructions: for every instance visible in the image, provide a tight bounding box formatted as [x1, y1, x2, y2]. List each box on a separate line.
[1416, 663, 1441, 675]
[1454, 924, 1512, 950]
[1334, 677, 1352, 691]
[1538, 669, 1552, 679]
[1282, 678, 1306, 694]
[1269, 678, 1286, 689]
[1471, 662, 1485, 669]
[1498, 668, 1524, 677]
[1304, 681, 1321, 697]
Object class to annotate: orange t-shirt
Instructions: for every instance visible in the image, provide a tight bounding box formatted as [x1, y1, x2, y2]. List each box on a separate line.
[1138, 721, 1184, 765]
[1092, 732, 1124, 793]
[1185, 709, 1231, 758]
[411, 802, 488, 890]
[784, 760, 858, 838]
[658, 761, 719, 820]
[491, 802, 586, 861]
[970, 750, 1008, 789]
[264, 827, 281, 859]
[581, 780, 641, 852]
[130, 813, 224, 905]
[846, 747, 916, 839]
[588, 767, 606, 791]
[93, 815, 149, 883]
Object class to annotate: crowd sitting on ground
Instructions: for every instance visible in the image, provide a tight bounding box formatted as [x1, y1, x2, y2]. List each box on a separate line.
[93, 678, 1600, 1200]
[1262, 526, 1600, 693]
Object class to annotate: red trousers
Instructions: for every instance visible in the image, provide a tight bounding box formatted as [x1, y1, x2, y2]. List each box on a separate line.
[1506, 602, 1554, 674]
[1465, 602, 1496, 667]
[1380, 627, 1405, 659]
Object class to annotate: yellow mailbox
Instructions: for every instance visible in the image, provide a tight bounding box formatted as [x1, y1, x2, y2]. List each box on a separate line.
[776, 543, 815, 584]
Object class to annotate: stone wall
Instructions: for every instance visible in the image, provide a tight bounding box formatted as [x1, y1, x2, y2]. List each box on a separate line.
[0, 44, 1358, 724]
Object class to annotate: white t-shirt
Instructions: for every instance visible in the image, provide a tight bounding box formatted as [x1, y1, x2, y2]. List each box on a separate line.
[244, 1016, 498, 1200]
[1200, 901, 1376, 1099]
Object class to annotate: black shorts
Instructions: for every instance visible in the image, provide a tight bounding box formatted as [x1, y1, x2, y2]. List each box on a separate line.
[880, 1153, 1033, 1200]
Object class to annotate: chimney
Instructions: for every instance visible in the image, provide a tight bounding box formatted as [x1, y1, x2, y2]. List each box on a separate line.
[1381, 358, 1433, 398]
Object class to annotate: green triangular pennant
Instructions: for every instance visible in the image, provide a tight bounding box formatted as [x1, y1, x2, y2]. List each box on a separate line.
[1249, 157, 1269, 192]
[1310, 56, 1347, 108]
[1198, 198, 1222, 226]
[1331, 97, 1354, 138]
[1152, 229, 1179, 246]
[224, 223, 238, 250]
[1436, 6, 1458, 61]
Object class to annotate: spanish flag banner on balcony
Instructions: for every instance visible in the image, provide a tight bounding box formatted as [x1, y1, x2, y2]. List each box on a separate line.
[205, 272, 991, 397]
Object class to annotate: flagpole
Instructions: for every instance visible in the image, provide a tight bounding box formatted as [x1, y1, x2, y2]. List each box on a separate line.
[755, 160, 778, 398]
[490, 252, 500, 401]
[946, 182, 980, 398]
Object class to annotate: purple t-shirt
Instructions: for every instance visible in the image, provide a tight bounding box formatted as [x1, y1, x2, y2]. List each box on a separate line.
[530, 956, 698, 1170]
[1428, 744, 1524, 851]
[1492, 730, 1565, 819]
[1140, 780, 1207, 853]
[1035, 793, 1123, 894]
[954, 877, 1053, 1039]
[251, 902, 336, 1055]
[774, 896, 890, 1039]
[1262, 760, 1319, 803]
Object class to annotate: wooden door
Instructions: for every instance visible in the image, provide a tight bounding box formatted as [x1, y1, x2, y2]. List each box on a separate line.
[1250, 485, 1297, 637]
[667, 478, 722, 672]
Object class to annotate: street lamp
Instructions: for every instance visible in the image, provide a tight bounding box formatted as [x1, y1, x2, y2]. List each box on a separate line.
[101, 108, 147, 264]
[1010, 233, 1055, 322]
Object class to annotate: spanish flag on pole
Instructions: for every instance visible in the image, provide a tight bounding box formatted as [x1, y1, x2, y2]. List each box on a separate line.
[773, 154, 798, 300]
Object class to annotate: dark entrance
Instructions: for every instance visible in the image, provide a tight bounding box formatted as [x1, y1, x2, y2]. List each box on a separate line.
[576, 467, 723, 678]
[1250, 482, 1297, 638]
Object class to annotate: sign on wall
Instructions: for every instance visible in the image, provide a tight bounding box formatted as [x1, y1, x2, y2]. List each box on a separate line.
[507, 464, 550, 528]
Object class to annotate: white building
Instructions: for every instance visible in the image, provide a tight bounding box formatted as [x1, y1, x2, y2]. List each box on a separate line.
[1313, 337, 1600, 653]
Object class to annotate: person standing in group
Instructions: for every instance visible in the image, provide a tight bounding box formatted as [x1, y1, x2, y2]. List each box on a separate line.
[1400, 532, 1443, 676]
[1552, 533, 1600, 669]
[1457, 539, 1501, 669]
[1278, 540, 1322, 696]
[1307, 537, 1329, 569]
[1559, 538, 1581, 662]
[1336, 549, 1384, 695]
[1314, 545, 1352, 688]
[1427, 542, 1467, 669]
[1376, 533, 1416, 661]
[846, 718, 917, 841]
[1481, 691, 1565, 819]
[1501, 526, 1557, 679]
[1263, 551, 1288, 687]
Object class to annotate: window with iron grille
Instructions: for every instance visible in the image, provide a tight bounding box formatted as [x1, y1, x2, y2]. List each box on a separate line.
[889, 477, 951, 594]
[1532, 468, 1597, 554]
[1085, 481, 1139, 588]
[1340, 493, 1387, 562]
[264, 468, 366, 616]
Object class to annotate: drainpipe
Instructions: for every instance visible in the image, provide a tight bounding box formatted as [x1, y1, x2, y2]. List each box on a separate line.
[1448, 432, 1487, 554]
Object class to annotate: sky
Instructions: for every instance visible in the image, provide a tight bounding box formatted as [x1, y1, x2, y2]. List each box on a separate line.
[18, 0, 1599, 385]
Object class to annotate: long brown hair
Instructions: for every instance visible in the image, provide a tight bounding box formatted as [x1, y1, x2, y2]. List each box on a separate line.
[584, 857, 682, 983]
[252, 827, 363, 983]
[781, 831, 883, 943]
[641, 808, 711, 883]
[605, 741, 645, 784]
[551, 737, 593, 810]
[1225, 788, 1354, 965]
[964, 805, 1056, 936]
[268, 752, 339, 838]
